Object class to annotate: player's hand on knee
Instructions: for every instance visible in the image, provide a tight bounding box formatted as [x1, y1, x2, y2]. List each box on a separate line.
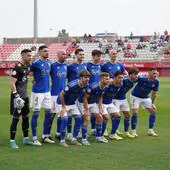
[96, 113, 103, 122]
[83, 109, 90, 116]
[60, 106, 67, 116]
[83, 114, 90, 123]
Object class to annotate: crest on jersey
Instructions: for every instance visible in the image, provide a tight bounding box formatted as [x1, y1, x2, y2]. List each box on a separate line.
[152, 84, 155, 87]
[65, 86, 69, 91]
[12, 70, 17, 76]
[87, 88, 91, 93]
[17, 63, 21, 67]
[117, 66, 120, 70]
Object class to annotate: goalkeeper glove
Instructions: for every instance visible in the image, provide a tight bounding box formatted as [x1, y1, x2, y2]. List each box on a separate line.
[13, 92, 25, 113]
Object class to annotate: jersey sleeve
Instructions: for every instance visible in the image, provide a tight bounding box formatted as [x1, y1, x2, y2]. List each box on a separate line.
[63, 84, 70, 93]
[101, 64, 106, 72]
[30, 60, 39, 71]
[11, 65, 20, 79]
[85, 86, 92, 95]
[153, 80, 159, 92]
[120, 63, 125, 72]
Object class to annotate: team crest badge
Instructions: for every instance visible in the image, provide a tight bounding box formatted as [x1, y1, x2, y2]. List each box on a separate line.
[12, 70, 17, 76]
[65, 86, 69, 91]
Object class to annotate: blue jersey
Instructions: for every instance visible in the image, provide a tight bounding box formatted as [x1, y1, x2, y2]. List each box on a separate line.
[30, 59, 51, 93]
[79, 82, 107, 104]
[87, 62, 101, 84]
[132, 75, 159, 98]
[67, 63, 87, 82]
[57, 79, 88, 105]
[50, 62, 67, 96]
[103, 84, 123, 104]
[115, 77, 137, 100]
[101, 61, 125, 78]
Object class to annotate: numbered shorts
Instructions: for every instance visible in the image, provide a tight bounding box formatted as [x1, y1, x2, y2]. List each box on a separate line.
[77, 102, 99, 115]
[56, 104, 81, 117]
[30, 92, 52, 111]
[130, 95, 152, 109]
[113, 99, 130, 112]
[102, 103, 119, 115]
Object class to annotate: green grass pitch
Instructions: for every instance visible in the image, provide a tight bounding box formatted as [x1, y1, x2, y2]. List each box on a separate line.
[0, 77, 170, 170]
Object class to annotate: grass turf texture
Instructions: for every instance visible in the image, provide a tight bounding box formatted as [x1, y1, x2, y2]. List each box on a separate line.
[0, 77, 170, 170]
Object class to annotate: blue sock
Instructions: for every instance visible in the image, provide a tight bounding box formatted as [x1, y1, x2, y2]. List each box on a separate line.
[102, 119, 107, 136]
[111, 116, 121, 135]
[31, 111, 39, 137]
[56, 117, 61, 135]
[124, 116, 130, 132]
[73, 115, 82, 139]
[96, 123, 102, 138]
[67, 115, 72, 133]
[149, 112, 156, 129]
[90, 114, 96, 130]
[82, 117, 87, 140]
[43, 110, 51, 136]
[131, 113, 137, 130]
[82, 124, 87, 140]
[60, 116, 68, 141]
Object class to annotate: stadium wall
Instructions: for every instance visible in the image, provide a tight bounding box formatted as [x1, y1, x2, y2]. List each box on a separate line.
[0, 61, 170, 77]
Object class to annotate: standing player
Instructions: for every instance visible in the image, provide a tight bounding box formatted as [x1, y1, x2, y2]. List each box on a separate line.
[78, 72, 110, 144]
[10, 49, 32, 149]
[101, 49, 127, 136]
[113, 68, 139, 138]
[102, 71, 124, 140]
[67, 48, 87, 139]
[86, 49, 103, 135]
[130, 68, 159, 137]
[30, 45, 54, 145]
[50, 50, 67, 139]
[101, 49, 127, 78]
[56, 70, 90, 147]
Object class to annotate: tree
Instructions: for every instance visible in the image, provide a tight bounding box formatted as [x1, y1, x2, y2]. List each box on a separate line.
[58, 29, 69, 37]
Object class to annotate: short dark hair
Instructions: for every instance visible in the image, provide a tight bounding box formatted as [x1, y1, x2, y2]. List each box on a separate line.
[148, 67, 157, 72]
[75, 48, 84, 55]
[92, 49, 103, 56]
[79, 70, 91, 77]
[21, 49, 31, 55]
[114, 71, 123, 77]
[38, 45, 48, 51]
[100, 72, 110, 79]
[128, 68, 139, 75]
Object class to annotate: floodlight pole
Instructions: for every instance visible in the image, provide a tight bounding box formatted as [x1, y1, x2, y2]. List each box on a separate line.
[33, 0, 38, 40]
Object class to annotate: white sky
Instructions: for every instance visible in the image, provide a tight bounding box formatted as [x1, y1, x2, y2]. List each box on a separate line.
[0, 0, 169, 38]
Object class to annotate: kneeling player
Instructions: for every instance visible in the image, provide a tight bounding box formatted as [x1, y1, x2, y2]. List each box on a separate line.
[78, 72, 110, 144]
[102, 71, 124, 140]
[113, 68, 139, 138]
[130, 68, 159, 137]
[56, 70, 90, 147]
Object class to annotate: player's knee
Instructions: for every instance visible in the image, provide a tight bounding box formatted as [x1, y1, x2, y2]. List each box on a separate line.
[112, 112, 121, 118]
[96, 114, 103, 123]
[103, 114, 109, 121]
[83, 115, 90, 124]
[123, 111, 130, 118]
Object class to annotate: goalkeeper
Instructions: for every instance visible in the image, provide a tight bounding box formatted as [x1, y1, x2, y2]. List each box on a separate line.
[9, 49, 33, 149]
